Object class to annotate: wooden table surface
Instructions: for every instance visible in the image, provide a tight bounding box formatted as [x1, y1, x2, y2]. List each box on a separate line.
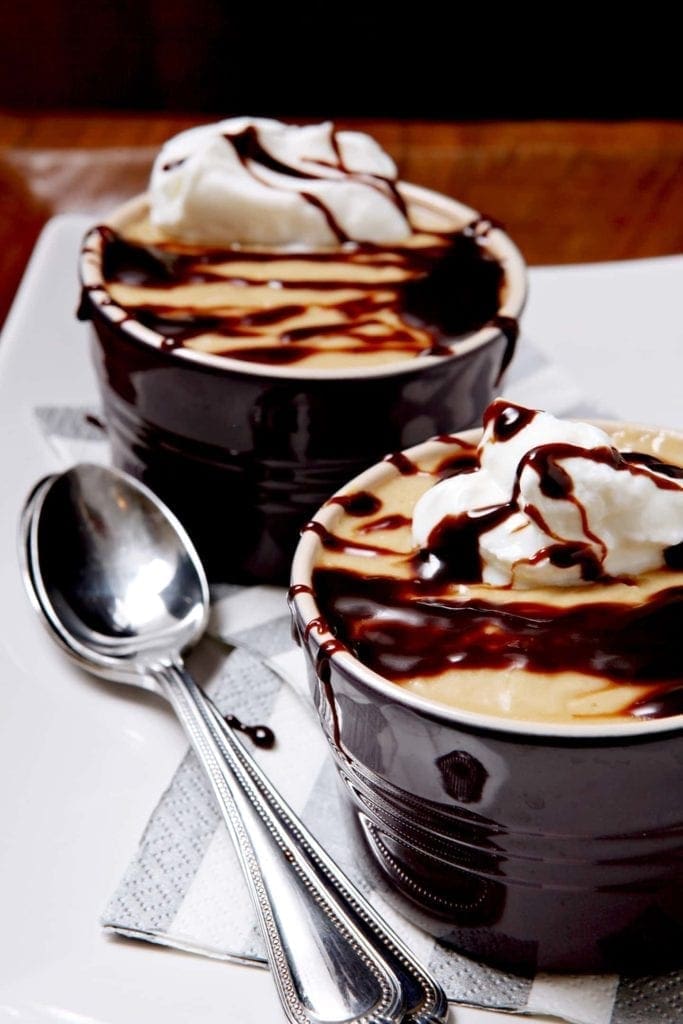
[1, 112, 682, 329]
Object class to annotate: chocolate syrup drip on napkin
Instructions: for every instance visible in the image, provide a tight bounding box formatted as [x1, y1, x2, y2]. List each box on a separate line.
[224, 714, 275, 749]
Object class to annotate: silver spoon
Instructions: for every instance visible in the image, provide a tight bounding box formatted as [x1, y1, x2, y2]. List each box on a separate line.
[20, 463, 448, 1024]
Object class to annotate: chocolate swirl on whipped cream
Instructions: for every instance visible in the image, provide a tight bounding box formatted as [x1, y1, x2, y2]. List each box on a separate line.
[414, 401, 683, 587]
[426, 439, 683, 584]
[223, 123, 409, 242]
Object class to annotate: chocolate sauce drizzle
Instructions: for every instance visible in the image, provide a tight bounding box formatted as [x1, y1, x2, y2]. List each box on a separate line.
[329, 491, 382, 516]
[302, 405, 683, 720]
[427, 402, 683, 585]
[485, 400, 535, 440]
[302, 520, 399, 557]
[315, 637, 349, 760]
[361, 514, 411, 533]
[384, 452, 419, 475]
[312, 568, 683, 719]
[83, 207, 512, 367]
[84, 412, 106, 432]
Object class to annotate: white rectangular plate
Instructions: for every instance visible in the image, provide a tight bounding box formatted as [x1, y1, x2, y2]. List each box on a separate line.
[0, 214, 680, 1023]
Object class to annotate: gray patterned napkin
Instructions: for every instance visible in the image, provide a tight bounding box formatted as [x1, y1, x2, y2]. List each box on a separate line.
[36, 345, 683, 1024]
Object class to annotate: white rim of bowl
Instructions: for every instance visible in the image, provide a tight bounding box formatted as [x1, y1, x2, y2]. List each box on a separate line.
[79, 184, 528, 382]
[290, 422, 683, 740]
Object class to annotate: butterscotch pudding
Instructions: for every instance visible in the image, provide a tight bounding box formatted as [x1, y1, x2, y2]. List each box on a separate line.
[82, 118, 523, 373]
[78, 118, 526, 584]
[304, 401, 683, 724]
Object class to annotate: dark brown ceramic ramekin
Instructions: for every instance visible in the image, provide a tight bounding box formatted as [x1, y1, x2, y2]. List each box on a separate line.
[78, 188, 526, 584]
[289, 425, 683, 974]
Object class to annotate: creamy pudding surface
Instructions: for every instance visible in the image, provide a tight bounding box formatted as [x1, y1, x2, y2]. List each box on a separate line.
[307, 401, 683, 724]
[82, 117, 517, 372]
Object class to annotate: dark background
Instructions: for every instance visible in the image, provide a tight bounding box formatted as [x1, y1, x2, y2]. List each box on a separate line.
[1, 3, 679, 119]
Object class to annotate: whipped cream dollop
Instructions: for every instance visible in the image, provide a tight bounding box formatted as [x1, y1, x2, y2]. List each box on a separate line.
[149, 117, 412, 247]
[413, 401, 683, 587]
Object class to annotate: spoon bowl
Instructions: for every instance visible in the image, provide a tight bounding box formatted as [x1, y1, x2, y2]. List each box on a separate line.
[23, 464, 208, 683]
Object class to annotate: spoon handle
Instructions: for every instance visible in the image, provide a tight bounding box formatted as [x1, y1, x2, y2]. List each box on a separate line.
[203, 696, 449, 1024]
[154, 661, 407, 1024]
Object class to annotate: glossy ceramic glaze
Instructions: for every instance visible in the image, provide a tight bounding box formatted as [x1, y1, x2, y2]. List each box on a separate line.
[288, 430, 683, 974]
[79, 189, 526, 584]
